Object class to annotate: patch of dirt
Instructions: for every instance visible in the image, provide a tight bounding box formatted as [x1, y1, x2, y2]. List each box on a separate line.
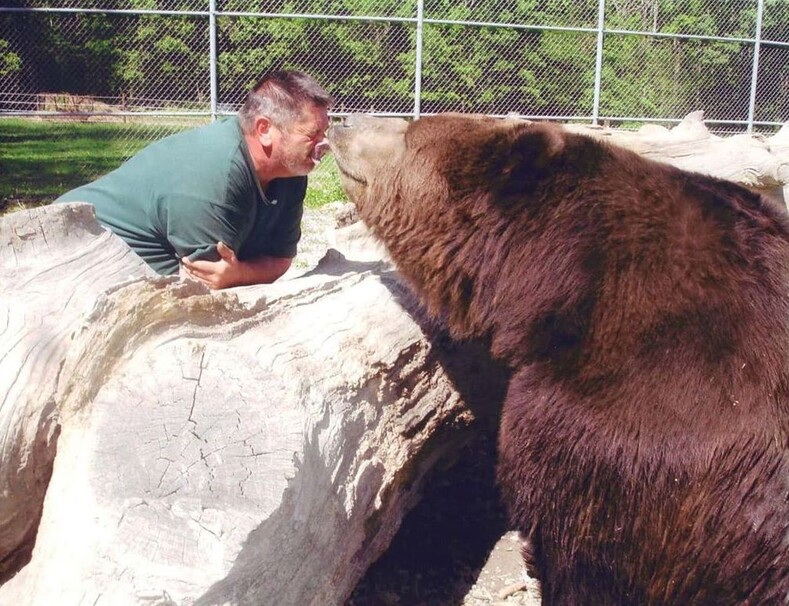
[347, 429, 539, 606]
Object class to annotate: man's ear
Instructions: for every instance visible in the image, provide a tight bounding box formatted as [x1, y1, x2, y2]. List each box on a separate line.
[255, 116, 274, 147]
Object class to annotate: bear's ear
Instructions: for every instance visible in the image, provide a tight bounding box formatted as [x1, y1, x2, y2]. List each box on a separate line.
[515, 123, 565, 166]
[497, 123, 566, 198]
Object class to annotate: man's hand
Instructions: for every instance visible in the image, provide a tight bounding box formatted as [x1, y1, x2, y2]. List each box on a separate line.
[181, 242, 291, 289]
[181, 241, 243, 289]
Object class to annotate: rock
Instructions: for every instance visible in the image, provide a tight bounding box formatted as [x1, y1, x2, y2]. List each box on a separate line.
[0, 203, 505, 605]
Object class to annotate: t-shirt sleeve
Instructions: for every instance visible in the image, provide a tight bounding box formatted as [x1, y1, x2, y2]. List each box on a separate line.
[164, 192, 253, 264]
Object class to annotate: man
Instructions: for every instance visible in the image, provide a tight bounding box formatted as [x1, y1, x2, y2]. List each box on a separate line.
[57, 70, 333, 289]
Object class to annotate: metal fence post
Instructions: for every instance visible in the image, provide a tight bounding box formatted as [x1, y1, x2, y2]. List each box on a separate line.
[209, 0, 218, 121]
[747, 0, 765, 133]
[591, 0, 606, 126]
[414, 0, 424, 119]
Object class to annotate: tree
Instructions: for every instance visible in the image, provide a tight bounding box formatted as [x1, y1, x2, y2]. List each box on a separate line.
[116, 0, 210, 108]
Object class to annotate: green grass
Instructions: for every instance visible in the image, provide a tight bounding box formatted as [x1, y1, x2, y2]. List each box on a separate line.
[0, 118, 172, 210]
[0, 117, 347, 214]
[304, 155, 348, 209]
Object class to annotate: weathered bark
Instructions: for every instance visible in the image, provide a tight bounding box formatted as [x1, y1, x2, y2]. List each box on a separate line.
[0, 203, 155, 581]
[0, 203, 505, 605]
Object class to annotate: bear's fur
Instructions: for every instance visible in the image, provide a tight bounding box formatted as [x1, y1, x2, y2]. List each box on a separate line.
[329, 113, 789, 604]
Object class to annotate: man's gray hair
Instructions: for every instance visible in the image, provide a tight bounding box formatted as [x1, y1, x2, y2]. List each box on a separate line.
[238, 71, 333, 133]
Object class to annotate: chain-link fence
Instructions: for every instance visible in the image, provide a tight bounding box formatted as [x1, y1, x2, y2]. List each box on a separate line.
[1, 0, 788, 146]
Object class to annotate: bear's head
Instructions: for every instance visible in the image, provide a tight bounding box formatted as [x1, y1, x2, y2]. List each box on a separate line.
[330, 113, 566, 220]
[329, 113, 575, 349]
[330, 112, 789, 375]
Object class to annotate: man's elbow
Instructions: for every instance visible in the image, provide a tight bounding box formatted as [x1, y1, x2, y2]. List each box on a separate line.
[233, 255, 293, 287]
[269, 256, 292, 282]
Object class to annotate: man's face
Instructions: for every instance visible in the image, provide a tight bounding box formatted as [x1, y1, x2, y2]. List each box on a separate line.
[274, 103, 330, 177]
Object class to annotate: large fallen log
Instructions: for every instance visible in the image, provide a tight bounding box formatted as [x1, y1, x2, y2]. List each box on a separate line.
[0, 203, 155, 580]
[569, 111, 789, 205]
[0, 203, 506, 605]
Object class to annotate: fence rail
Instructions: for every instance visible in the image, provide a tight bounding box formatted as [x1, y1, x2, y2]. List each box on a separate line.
[1, 0, 788, 136]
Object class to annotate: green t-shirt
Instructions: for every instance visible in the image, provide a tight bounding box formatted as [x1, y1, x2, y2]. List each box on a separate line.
[56, 117, 306, 275]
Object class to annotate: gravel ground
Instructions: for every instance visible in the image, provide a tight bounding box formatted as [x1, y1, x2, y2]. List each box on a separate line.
[293, 204, 538, 606]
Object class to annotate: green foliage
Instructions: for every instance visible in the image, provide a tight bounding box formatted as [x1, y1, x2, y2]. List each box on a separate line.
[0, 39, 21, 77]
[31, 13, 121, 95]
[118, 11, 210, 104]
[4, 1, 787, 123]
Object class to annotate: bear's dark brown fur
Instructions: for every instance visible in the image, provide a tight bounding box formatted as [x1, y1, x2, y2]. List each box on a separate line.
[329, 113, 789, 605]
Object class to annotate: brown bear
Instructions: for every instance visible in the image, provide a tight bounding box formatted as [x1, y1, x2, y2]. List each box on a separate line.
[329, 113, 789, 605]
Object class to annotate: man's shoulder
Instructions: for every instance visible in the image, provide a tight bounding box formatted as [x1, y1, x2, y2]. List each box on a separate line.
[154, 118, 249, 192]
[140, 117, 241, 160]
[196, 116, 242, 139]
[170, 116, 241, 150]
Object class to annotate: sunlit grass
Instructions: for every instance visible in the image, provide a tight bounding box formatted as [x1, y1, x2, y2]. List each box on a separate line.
[304, 154, 348, 209]
[0, 118, 169, 208]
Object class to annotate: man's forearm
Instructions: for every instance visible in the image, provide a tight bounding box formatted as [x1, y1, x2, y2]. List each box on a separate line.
[180, 242, 293, 289]
[237, 254, 292, 286]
